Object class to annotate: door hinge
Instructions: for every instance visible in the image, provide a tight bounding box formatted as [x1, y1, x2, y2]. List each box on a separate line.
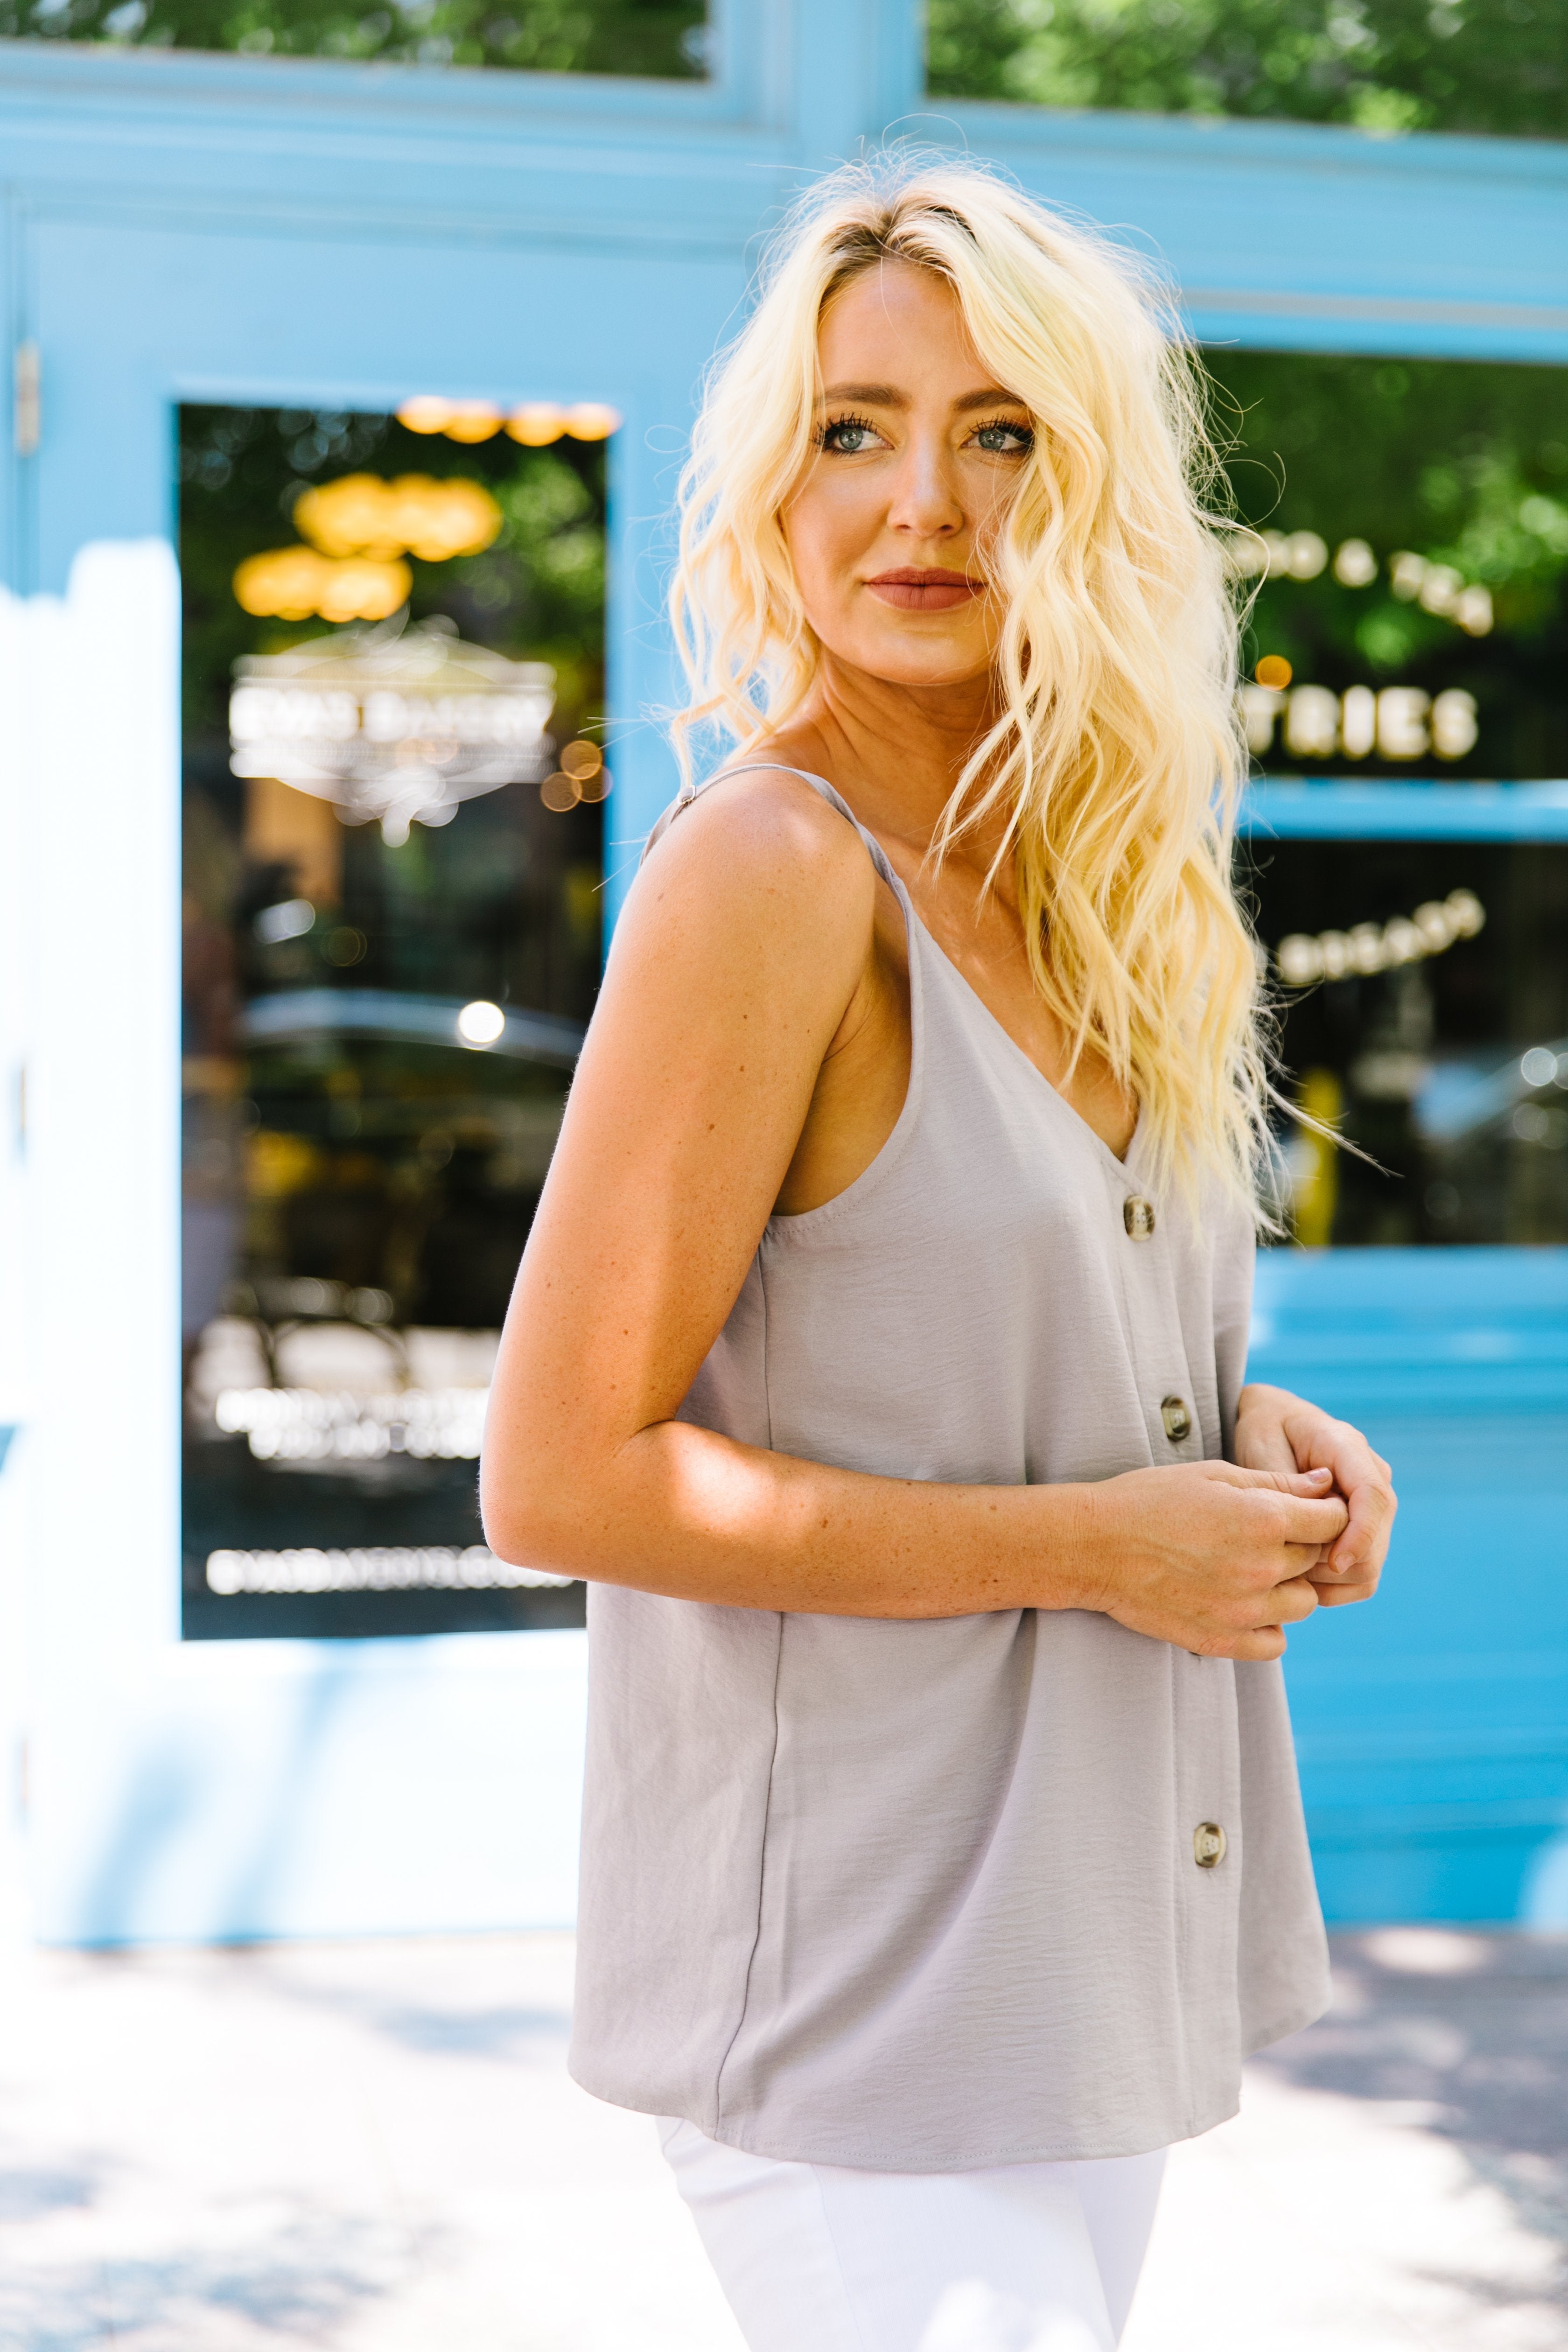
[14, 342, 39, 458]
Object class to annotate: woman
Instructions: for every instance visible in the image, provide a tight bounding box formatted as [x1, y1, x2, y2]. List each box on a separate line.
[482, 156, 1395, 2352]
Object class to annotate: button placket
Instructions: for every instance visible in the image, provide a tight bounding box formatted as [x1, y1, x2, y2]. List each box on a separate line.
[1160, 1395, 1193, 1445]
[1110, 1180, 1200, 1461]
[1193, 1821, 1227, 1869]
[1122, 1195, 1156, 1241]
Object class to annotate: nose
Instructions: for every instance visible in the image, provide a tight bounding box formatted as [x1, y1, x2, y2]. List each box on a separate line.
[885, 428, 963, 541]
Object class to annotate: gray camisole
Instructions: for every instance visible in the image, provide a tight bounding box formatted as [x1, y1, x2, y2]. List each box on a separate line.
[568, 767, 1329, 2170]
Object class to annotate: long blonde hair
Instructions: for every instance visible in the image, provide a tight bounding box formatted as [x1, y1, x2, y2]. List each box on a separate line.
[669, 152, 1266, 1211]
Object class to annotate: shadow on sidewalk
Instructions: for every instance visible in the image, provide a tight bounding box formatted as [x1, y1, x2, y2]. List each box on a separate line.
[1261, 1929, 1568, 2290]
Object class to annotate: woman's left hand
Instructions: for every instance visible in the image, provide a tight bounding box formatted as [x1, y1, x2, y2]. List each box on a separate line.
[1233, 1384, 1395, 1605]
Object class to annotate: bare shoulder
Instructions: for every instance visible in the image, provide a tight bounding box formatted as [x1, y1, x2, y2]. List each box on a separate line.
[639, 766, 872, 912]
[567, 763, 884, 1176]
[620, 766, 876, 991]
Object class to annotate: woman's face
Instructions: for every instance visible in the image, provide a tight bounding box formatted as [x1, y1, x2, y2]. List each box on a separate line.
[784, 259, 1034, 690]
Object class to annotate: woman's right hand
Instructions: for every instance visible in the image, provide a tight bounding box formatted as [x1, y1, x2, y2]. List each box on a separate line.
[1076, 1462, 1349, 1661]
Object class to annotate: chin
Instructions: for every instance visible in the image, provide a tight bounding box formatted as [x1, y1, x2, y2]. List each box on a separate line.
[844, 630, 994, 689]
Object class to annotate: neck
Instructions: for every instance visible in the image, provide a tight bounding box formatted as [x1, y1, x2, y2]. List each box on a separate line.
[781, 655, 1003, 864]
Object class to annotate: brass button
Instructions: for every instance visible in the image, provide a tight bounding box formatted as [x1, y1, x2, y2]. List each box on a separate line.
[1194, 1822, 1227, 1869]
[1161, 1396, 1193, 1444]
[1122, 1196, 1156, 1240]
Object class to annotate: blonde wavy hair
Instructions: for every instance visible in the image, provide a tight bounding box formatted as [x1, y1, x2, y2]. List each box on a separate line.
[669, 153, 1267, 1212]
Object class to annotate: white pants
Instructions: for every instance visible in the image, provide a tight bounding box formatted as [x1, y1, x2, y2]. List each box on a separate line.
[658, 2117, 1166, 2352]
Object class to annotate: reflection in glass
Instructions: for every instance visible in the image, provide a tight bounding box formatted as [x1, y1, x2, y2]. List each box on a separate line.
[12, 0, 709, 79]
[1252, 842, 1568, 1247]
[1208, 348, 1568, 1243]
[1207, 351, 1568, 786]
[925, 2, 1568, 140]
[181, 405, 607, 1639]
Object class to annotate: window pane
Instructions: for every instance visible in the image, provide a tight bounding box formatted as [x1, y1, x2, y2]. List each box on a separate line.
[181, 400, 608, 1637]
[1210, 350, 1568, 785]
[1215, 348, 1568, 1245]
[926, 1, 1568, 140]
[9, 0, 708, 77]
[1249, 840, 1568, 1245]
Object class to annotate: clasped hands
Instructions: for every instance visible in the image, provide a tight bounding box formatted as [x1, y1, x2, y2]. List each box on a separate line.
[1078, 1383, 1396, 1659]
[1232, 1381, 1396, 1609]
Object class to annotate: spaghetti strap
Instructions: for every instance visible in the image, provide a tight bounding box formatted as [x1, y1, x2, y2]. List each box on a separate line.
[644, 762, 904, 898]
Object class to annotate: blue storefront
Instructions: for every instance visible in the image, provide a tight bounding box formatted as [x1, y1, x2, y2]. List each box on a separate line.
[0, 0, 1564, 1941]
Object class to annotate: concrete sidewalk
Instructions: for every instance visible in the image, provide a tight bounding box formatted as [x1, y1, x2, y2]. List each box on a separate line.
[1, 1929, 1564, 2350]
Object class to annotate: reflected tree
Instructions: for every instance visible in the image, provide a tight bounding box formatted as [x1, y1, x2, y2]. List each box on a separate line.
[1205, 352, 1568, 781]
[2, 0, 706, 73]
[928, 0, 1568, 140]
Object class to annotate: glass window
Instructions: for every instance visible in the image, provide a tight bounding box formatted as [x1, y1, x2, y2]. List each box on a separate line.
[8, 0, 707, 76]
[926, 0, 1568, 140]
[181, 400, 609, 1637]
[1208, 351, 1568, 785]
[1211, 347, 1568, 1245]
[1248, 840, 1568, 1246]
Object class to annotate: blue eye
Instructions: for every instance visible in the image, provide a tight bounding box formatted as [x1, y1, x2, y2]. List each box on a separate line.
[973, 421, 1032, 455]
[821, 415, 881, 454]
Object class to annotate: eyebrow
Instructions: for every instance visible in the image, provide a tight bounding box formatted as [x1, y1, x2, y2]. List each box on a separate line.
[818, 381, 1028, 414]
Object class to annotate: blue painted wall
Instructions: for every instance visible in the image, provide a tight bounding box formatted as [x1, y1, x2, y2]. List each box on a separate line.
[0, 3, 1565, 1937]
[1250, 1249, 1568, 1921]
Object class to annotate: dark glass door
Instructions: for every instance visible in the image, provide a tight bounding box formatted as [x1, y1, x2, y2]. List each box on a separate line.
[180, 401, 609, 1637]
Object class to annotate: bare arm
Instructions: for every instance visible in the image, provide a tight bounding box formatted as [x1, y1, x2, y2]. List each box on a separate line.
[481, 774, 1346, 1661]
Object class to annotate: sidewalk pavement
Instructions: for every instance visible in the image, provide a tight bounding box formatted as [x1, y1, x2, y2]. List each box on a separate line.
[1, 1927, 1564, 2350]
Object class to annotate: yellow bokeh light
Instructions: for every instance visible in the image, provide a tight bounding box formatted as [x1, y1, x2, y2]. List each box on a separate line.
[295, 474, 397, 559]
[397, 396, 454, 434]
[539, 771, 581, 812]
[443, 400, 504, 443]
[560, 739, 603, 780]
[316, 557, 412, 624]
[234, 546, 332, 620]
[564, 402, 621, 441]
[232, 544, 412, 622]
[389, 475, 503, 562]
[293, 473, 502, 564]
[399, 392, 617, 444]
[507, 403, 566, 447]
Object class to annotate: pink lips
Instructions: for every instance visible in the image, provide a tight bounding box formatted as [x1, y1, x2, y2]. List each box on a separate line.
[864, 568, 984, 612]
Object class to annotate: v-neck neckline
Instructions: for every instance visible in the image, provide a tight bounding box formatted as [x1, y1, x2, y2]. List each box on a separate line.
[696, 761, 1145, 1176]
[898, 889, 1145, 1176]
[834, 800, 1142, 1177]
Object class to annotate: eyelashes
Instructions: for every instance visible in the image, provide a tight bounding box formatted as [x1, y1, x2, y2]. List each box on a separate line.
[817, 412, 882, 454]
[969, 417, 1035, 455]
[815, 411, 1035, 456]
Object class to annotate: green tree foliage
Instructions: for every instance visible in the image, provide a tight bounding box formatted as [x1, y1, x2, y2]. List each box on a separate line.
[5, 0, 704, 74]
[927, 0, 1568, 139]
